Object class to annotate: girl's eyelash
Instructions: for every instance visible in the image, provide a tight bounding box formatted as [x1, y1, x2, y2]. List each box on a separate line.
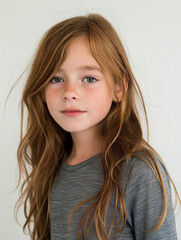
[50, 76, 98, 84]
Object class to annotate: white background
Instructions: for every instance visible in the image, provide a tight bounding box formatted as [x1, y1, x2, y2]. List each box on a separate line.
[0, 0, 181, 239]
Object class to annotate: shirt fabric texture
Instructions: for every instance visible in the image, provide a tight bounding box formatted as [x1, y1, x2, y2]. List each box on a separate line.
[50, 152, 177, 240]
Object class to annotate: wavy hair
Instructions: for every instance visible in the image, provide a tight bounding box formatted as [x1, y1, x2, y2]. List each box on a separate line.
[15, 13, 180, 240]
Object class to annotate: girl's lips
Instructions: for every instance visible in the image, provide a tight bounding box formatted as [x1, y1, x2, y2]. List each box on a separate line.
[61, 108, 85, 112]
[61, 111, 86, 117]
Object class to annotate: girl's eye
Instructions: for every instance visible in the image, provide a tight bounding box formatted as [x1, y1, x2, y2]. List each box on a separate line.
[50, 77, 63, 83]
[83, 76, 98, 84]
[49, 76, 97, 84]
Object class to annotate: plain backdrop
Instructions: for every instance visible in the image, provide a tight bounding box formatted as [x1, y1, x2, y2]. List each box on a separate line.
[0, 0, 181, 239]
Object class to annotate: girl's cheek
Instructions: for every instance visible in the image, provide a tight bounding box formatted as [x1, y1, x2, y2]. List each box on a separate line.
[45, 86, 59, 100]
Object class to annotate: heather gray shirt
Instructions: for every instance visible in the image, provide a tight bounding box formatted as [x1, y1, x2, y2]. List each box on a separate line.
[50, 153, 177, 239]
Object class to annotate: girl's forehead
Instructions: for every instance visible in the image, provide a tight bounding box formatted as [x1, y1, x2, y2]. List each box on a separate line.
[57, 65, 103, 74]
[58, 36, 102, 71]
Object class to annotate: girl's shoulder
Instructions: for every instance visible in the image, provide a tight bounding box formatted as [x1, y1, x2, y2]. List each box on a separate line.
[119, 150, 171, 193]
[119, 151, 177, 239]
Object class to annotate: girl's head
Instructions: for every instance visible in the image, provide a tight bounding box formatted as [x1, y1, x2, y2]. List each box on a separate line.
[23, 13, 142, 151]
[44, 34, 123, 137]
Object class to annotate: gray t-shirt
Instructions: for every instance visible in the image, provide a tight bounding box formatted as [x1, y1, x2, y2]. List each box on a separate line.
[50, 152, 177, 239]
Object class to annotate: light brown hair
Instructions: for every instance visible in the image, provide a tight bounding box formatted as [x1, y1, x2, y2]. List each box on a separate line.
[15, 13, 180, 240]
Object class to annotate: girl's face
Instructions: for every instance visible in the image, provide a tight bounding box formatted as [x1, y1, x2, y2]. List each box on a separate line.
[45, 35, 116, 134]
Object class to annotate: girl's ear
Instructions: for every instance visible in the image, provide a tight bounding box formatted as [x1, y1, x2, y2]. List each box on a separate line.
[113, 76, 128, 102]
[113, 84, 122, 102]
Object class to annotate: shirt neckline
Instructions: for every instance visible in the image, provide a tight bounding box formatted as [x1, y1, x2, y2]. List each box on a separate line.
[61, 152, 101, 172]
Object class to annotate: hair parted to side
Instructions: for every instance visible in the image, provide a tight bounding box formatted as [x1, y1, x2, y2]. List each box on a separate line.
[16, 13, 180, 240]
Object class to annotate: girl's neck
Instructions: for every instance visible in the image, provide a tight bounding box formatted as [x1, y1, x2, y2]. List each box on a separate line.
[67, 127, 103, 164]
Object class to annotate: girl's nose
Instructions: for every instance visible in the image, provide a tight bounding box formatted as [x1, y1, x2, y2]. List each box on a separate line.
[63, 82, 79, 101]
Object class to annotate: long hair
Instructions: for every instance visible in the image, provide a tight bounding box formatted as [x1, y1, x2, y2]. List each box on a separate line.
[16, 13, 180, 240]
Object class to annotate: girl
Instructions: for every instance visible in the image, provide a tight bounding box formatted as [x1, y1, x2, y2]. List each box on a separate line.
[16, 13, 180, 240]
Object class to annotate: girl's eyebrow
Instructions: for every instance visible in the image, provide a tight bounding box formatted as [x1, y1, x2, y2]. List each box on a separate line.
[57, 65, 103, 73]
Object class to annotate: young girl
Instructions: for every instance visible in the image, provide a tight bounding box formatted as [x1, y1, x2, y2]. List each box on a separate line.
[16, 13, 180, 240]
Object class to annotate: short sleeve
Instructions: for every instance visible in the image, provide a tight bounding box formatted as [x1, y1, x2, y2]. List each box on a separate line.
[124, 156, 178, 240]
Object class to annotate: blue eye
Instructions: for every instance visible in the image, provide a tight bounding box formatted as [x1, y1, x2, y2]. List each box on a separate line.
[83, 76, 97, 83]
[50, 77, 63, 83]
[49, 76, 97, 84]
